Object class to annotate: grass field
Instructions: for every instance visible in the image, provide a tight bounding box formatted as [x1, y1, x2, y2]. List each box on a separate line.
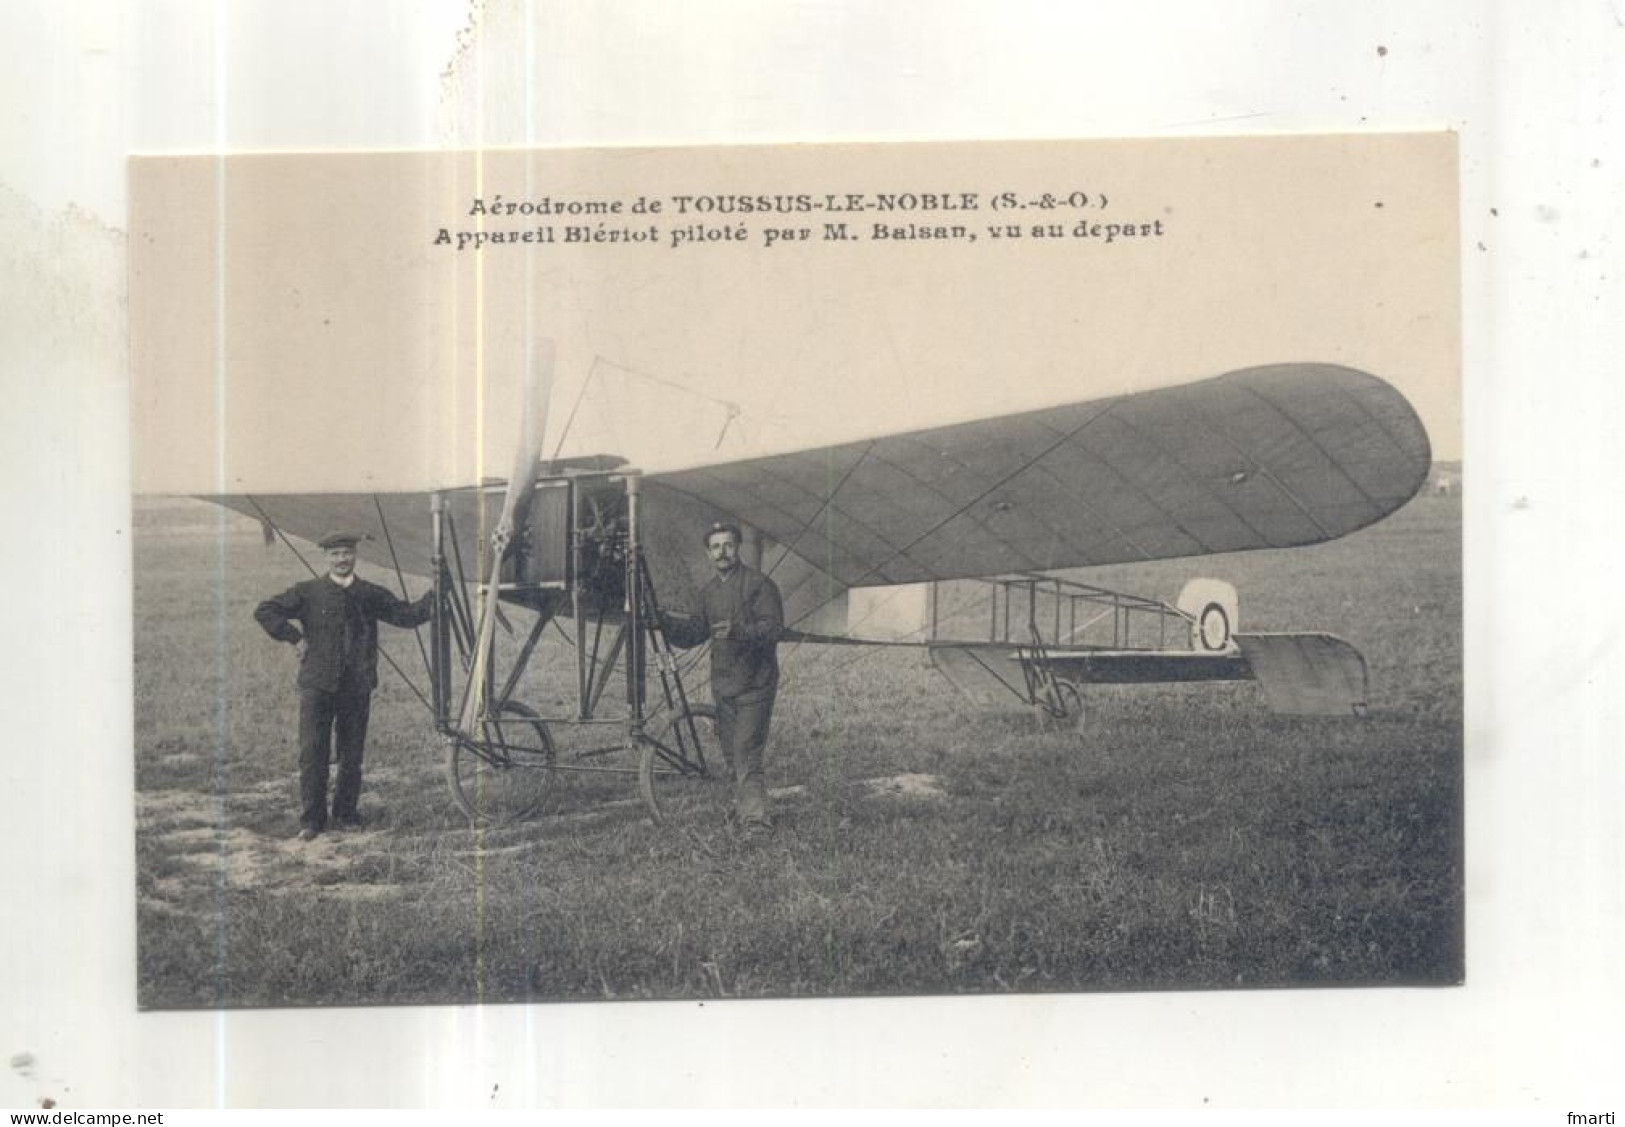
[132, 491, 1462, 1009]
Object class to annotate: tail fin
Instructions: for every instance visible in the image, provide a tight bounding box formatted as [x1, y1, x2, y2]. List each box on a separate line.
[1177, 578, 1239, 652]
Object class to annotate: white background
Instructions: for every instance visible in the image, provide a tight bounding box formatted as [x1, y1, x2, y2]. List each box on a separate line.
[1, 0, 1619, 1110]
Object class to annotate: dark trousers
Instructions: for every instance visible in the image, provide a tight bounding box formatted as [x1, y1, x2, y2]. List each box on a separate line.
[715, 688, 775, 825]
[298, 687, 372, 830]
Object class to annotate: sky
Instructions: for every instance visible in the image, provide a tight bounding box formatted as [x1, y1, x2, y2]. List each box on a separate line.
[126, 134, 1460, 493]
[7, 2, 1480, 494]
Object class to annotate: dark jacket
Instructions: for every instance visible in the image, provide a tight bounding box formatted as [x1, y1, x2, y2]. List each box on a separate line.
[663, 565, 784, 699]
[254, 575, 433, 692]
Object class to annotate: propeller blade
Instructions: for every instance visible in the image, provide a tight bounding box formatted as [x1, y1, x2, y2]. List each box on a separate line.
[459, 339, 557, 733]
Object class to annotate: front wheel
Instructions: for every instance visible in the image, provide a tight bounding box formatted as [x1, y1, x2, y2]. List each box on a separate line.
[638, 704, 719, 824]
[444, 701, 558, 827]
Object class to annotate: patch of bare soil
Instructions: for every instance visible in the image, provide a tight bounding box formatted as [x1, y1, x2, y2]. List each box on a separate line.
[139, 796, 415, 914]
[858, 772, 948, 800]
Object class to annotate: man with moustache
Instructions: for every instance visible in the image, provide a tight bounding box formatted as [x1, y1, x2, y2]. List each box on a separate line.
[254, 531, 434, 841]
[661, 521, 785, 839]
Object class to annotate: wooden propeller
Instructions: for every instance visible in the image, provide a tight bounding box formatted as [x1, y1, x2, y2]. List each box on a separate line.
[458, 339, 556, 734]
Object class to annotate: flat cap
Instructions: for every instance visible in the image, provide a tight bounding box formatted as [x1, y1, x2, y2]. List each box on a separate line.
[318, 530, 371, 549]
[701, 520, 743, 545]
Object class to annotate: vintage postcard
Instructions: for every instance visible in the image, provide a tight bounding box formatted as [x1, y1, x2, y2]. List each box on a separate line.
[128, 134, 1460, 1009]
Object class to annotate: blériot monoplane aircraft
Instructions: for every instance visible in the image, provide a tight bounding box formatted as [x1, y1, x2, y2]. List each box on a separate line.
[206, 354, 1431, 826]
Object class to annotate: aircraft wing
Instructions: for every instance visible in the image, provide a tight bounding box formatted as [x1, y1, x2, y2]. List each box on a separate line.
[204, 454, 638, 583]
[642, 362, 1430, 624]
[201, 363, 1429, 629]
[206, 489, 459, 580]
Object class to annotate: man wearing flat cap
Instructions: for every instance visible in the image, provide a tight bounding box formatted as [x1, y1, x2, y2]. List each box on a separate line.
[254, 531, 434, 840]
[661, 521, 785, 838]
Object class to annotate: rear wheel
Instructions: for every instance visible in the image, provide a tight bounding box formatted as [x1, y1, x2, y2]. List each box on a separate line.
[444, 701, 558, 826]
[1056, 681, 1084, 727]
[1035, 680, 1084, 730]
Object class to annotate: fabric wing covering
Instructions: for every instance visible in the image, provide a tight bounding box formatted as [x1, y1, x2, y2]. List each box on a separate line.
[206, 364, 1430, 630]
[211, 488, 479, 579]
[643, 363, 1430, 625]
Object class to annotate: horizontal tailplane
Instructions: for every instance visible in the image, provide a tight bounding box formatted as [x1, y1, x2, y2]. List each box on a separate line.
[1234, 633, 1368, 716]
